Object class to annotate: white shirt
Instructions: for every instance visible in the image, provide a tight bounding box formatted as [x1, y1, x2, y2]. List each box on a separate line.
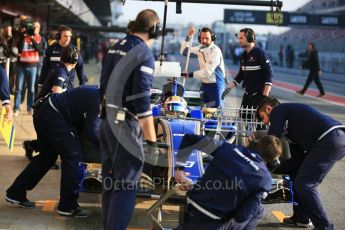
[180, 39, 225, 84]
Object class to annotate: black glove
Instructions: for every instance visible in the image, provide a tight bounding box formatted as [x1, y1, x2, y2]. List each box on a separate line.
[267, 158, 281, 173]
[181, 72, 193, 78]
[221, 87, 232, 100]
[144, 140, 160, 166]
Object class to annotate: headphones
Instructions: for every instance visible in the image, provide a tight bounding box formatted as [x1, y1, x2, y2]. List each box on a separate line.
[131, 20, 161, 39]
[244, 28, 255, 43]
[61, 46, 78, 64]
[198, 28, 216, 42]
[235, 28, 255, 43]
[68, 48, 79, 64]
[148, 21, 162, 39]
[55, 31, 61, 40]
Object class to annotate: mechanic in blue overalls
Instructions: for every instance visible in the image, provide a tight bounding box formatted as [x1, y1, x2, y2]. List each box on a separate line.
[99, 9, 161, 230]
[222, 28, 273, 108]
[0, 65, 13, 121]
[174, 134, 282, 230]
[180, 26, 226, 108]
[6, 86, 99, 217]
[37, 45, 79, 100]
[257, 96, 345, 229]
[37, 25, 86, 91]
[23, 46, 80, 162]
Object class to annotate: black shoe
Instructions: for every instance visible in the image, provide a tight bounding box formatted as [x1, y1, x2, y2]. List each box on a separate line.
[23, 140, 34, 160]
[5, 195, 36, 208]
[58, 207, 91, 217]
[283, 216, 313, 228]
[51, 163, 59, 170]
[317, 93, 325, 98]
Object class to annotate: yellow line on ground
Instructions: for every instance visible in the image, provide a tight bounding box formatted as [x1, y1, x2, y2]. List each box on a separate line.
[271, 210, 287, 223]
[42, 200, 57, 212]
[35, 200, 46, 207]
[78, 202, 102, 208]
[162, 205, 180, 212]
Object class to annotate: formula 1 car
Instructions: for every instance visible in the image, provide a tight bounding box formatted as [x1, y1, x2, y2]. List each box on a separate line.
[78, 78, 293, 206]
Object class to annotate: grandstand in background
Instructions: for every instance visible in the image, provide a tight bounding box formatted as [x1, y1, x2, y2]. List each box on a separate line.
[267, 0, 345, 73]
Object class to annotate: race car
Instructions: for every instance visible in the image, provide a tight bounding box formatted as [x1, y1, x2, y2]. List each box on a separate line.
[79, 78, 292, 200]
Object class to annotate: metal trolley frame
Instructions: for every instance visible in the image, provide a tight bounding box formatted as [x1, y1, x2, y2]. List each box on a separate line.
[203, 106, 265, 144]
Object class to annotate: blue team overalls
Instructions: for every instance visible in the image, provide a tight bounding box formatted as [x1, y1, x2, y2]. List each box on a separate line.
[36, 62, 70, 99]
[175, 134, 271, 230]
[23, 61, 73, 158]
[6, 86, 100, 212]
[38, 42, 86, 89]
[99, 35, 155, 230]
[269, 103, 345, 230]
[233, 46, 273, 108]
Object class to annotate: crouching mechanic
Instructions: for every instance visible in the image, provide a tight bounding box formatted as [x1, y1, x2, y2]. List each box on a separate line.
[6, 86, 100, 217]
[257, 97, 345, 229]
[23, 46, 80, 161]
[174, 134, 282, 230]
[180, 26, 226, 108]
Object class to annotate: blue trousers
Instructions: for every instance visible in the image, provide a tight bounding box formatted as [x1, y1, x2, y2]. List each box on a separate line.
[14, 64, 37, 111]
[6, 102, 83, 211]
[294, 129, 345, 230]
[175, 203, 264, 230]
[100, 119, 144, 230]
[200, 82, 224, 108]
[276, 129, 345, 230]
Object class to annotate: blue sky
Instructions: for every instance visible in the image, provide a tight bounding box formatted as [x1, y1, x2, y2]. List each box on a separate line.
[116, 0, 311, 34]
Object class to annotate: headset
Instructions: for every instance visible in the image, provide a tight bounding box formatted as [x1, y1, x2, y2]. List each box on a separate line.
[68, 48, 79, 64]
[61, 46, 79, 64]
[244, 28, 255, 43]
[147, 21, 162, 39]
[131, 21, 161, 39]
[55, 31, 61, 40]
[198, 27, 216, 42]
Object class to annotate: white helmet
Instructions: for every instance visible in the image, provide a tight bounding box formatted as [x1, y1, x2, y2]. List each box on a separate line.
[163, 96, 189, 116]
